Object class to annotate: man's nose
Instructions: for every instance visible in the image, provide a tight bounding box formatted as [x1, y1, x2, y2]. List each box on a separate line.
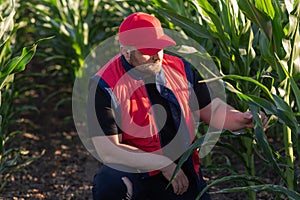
[151, 53, 159, 62]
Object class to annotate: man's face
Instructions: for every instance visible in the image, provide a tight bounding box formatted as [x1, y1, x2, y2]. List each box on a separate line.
[129, 49, 164, 75]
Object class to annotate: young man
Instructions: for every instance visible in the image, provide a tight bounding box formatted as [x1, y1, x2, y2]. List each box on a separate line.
[87, 12, 267, 200]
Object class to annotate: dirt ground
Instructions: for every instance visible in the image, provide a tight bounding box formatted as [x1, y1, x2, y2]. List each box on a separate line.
[0, 91, 100, 199]
[0, 61, 100, 199]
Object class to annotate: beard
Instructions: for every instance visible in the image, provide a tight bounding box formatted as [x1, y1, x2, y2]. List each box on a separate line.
[134, 62, 162, 76]
[129, 51, 162, 77]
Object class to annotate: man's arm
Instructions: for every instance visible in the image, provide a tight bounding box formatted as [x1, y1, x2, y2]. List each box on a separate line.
[194, 97, 267, 131]
[91, 134, 173, 170]
[92, 135, 189, 195]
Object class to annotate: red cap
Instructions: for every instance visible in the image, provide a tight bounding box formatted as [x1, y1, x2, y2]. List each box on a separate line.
[118, 12, 176, 55]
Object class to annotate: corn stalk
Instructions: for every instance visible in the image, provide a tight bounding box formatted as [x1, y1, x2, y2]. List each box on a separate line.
[0, 0, 44, 192]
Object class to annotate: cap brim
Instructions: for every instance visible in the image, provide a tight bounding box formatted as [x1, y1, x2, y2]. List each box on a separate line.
[136, 34, 176, 55]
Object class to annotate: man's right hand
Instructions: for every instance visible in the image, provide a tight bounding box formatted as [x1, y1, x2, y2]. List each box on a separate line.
[160, 163, 189, 195]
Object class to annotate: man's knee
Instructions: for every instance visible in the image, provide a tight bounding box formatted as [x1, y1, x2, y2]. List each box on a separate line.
[92, 168, 134, 200]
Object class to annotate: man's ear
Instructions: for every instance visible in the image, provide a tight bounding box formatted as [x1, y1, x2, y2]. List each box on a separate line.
[120, 46, 130, 61]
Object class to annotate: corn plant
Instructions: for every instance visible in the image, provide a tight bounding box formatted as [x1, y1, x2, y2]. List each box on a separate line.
[24, 0, 153, 79]
[238, 0, 300, 191]
[147, 0, 300, 199]
[20, 0, 150, 111]
[0, 0, 41, 192]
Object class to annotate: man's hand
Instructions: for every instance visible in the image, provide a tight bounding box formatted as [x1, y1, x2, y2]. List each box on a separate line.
[242, 111, 268, 130]
[259, 111, 269, 130]
[161, 163, 189, 195]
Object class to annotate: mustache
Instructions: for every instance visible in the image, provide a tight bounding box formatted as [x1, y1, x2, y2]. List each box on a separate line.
[135, 63, 162, 75]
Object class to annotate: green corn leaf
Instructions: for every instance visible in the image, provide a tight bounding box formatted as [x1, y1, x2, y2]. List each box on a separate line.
[204, 164, 239, 174]
[168, 130, 231, 187]
[1, 57, 19, 76]
[0, 35, 53, 80]
[11, 45, 36, 73]
[272, 94, 299, 136]
[238, 0, 272, 40]
[0, 74, 14, 90]
[222, 82, 297, 183]
[239, 0, 286, 65]
[218, 0, 232, 37]
[4, 131, 22, 142]
[249, 105, 286, 183]
[42, 89, 71, 103]
[196, 174, 265, 199]
[0, 36, 52, 89]
[167, 134, 205, 188]
[1, 148, 18, 160]
[224, 74, 273, 99]
[156, 7, 213, 40]
[230, 89, 298, 136]
[151, 0, 174, 11]
[271, 0, 285, 58]
[252, 140, 269, 163]
[202, 74, 274, 100]
[238, 94, 277, 115]
[195, 0, 218, 28]
[254, 0, 275, 19]
[261, 73, 274, 91]
[290, 26, 300, 75]
[258, 34, 278, 72]
[0, 1, 15, 46]
[26, 3, 61, 31]
[196, 0, 231, 45]
[0, 44, 36, 79]
[0, 39, 12, 68]
[154, 0, 187, 16]
[290, 77, 300, 113]
[290, 0, 300, 18]
[274, 52, 300, 114]
[286, 17, 300, 110]
[210, 184, 300, 199]
[172, 0, 186, 15]
[202, 75, 299, 133]
[191, 0, 232, 57]
[15, 152, 42, 170]
[11, 106, 39, 118]
[64, 1, 76, 26]
[54, 97, 71, 110]
[3, 157, 18, 168]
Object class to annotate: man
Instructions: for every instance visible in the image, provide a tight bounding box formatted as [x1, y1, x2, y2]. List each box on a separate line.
[87, 12, 267, 200]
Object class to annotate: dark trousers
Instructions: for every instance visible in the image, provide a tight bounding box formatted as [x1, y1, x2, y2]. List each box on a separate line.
[92, 165, 211, 200]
